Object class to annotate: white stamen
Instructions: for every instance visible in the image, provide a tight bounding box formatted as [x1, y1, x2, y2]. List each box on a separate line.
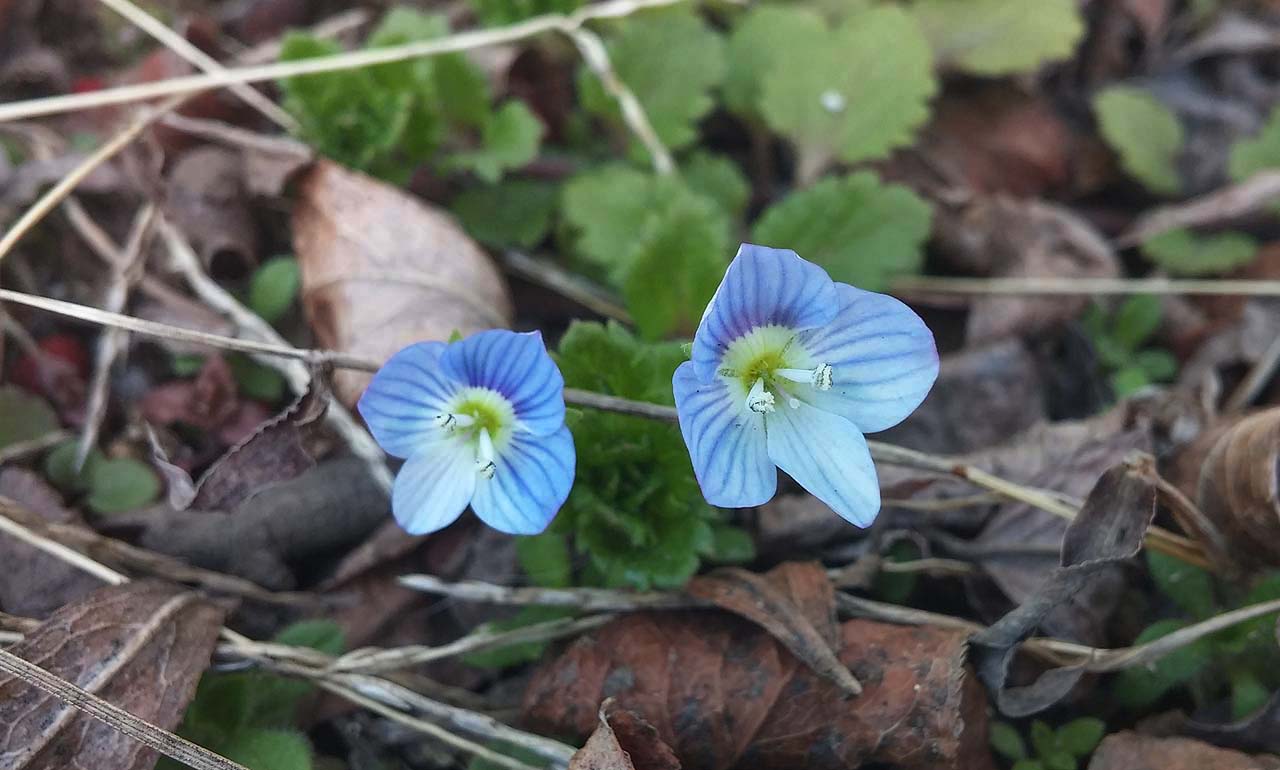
[746, 378, 776, 414]
[776, 364, 833, 391]
[475, 427, 497, 479]
[434, 413, 476, 433]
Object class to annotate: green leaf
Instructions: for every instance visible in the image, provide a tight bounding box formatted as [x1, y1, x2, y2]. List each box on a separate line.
[248, 256, 300, 325]
[44, 439, 102, 493]
[172, 353, 206, 376]
[911, 0, 1084, 75]
[1031, 720, 1059, 758]
[0, 386, 59, 450]
[1109, 366, 1150, 398]
[872, 539, 921, 604]
[517, 533, 572, 588]
[1094, 86, 1183, 195]
[1231, 671, 1270, 720]
[220, 728, 312, 770]
[1114, 619, 1211, 708]
[682, 151, 750, 219]
[579, 8, 726, 152]
[561, 164, 659, 273]
[462, 605, 571, 668]
[723, 6, 827, 119]
[86, 457, 160, 515]
[1228, 105, 1280, 182]
[751, 172, 932, 291]
[450, 101, 544, 183]
[451, 179, 557, 249]
[759, 6, 935, 175]
[1140, 228, 1257, 276]
[1012, 761, 1046, 770]
[989, 722, 1027, 761]
[1147, 547, 1216, 619]
[275, 620, 345, 656]
[469, 0, 582, 26]
[703, 524, 756, 565]
[1111, 294, 1162, 352]
[1043, 751, 1076, 770]
[1057, 718, 1106, 757]
[1134, 349, 1178, 382]
[227, 354, 287, 403]
[433, 53, 492, 130]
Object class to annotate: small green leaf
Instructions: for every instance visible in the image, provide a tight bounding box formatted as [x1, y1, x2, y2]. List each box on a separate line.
[1057, 718, 1106, 757]
[220, 728, 312, 770]
[682, 151, 750, 219]
[450, 101, 544, 183]
[1228, 105, 1280, 182]
[275, 620, 345, 656]
[703, 524, 756, 565]
[561, 164, 659, 273]
[1147, 547, 1216, 619]
[723, 6, 827, 119]
[872, 540, 921, 604]
[1134, 349, 1178, 382]
[1030, 720, 1059, 758]
[451, 179, 557, 249]
[1114, 619, 1211, 708]
[1094, 86, 1183, 195]
[0, 386, 59, 450]
[1109, 366, 1150, 398]
[462, 605, 571, 668]
[227, 354, 287, 403]
[44, 439, 102, 493]
[517, 533, 572, 588]
[760, 6, 936, 174]
[1012, 761, 1046, 770]
[751, 172, 932, 291]
[469, 0, 582, 26]
[1231, 671, 1270, 720]
[1140, 228, 1257, 276]
[1111, 294, 1162, 352]
[989, 722, 1027, 761]
[172, 353, 206, 376]
[1043, 751, 1076, 770]
[248, 256, 300, 324]
[911, 0, 1084, 75]
[86, 457, 160, 515]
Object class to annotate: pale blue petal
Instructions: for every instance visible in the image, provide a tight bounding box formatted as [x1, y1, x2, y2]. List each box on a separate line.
[392, 436, 476, 535]
[795, 284, 938, 433]
[672, 361, 775, 508]
[442, 330, 566, 436]
[691, 244, 839, 382]
[765, 402, 880, 527]
[471, 425, 575, 535]
[358, 342, 462, 458]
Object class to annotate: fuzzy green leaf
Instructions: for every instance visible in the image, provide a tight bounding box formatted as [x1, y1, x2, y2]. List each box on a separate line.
[760, 6, 935, 173]
[1228, 105, 1280, 182]
[0, 386, 58, 450]
[1140, 228, 1257, 276]
[450, 101, 544, 183]
[1114, 619, 1211, 708]
[682, 151, 751, 219]
[579, 9, 726, 152]
[751, 172, 932, 291]
[1147, 549, 1215, 619]
[86, 457, 160, 515]
[990, 722, 1028, 761]
[1094, 87, 1183, 195]
[451, 179, 557, 249]
[1111, 294, 1162, 352]
[724, 6, 826, 118]
[517, 533, 573, 588]
[1057, 718, 1106, 757]
[221, 728, 312, 770]
[248, 256, 300, 324]
[911, 0, 1084, 75]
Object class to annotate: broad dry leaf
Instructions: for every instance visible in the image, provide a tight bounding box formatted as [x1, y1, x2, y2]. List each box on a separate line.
[0, 581, 225, 770]
[1087, 732, 1280, 770]
[0, 470, 100, 618]
[1197, 408, 1280, 567]
[292, 160, 513, 407]
[569, 700, 682, 770]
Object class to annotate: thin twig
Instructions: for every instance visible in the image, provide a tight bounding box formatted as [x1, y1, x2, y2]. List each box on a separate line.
[0, 498, 128, 585]
[400, 573, 704, 611]
[1118, 170, 1280, 246]
[894, 274, 1280, 297]
[499, 250, 632, 323]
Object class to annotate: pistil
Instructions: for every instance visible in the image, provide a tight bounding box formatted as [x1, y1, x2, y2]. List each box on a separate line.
[746, 378, 776, 414]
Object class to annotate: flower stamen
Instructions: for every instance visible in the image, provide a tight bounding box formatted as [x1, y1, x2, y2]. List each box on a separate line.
[475, 427, 497, 478]
[776, 364, 834, 391]
[434, 413, 476, 433]
[746, 377, 776, 414]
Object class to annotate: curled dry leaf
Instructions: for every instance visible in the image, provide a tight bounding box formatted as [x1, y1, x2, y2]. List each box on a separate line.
[569, 700, 682, 770]
[292, 159, 513, 407]
[525, 563, 992, 770]
[1197, 408, 1280, 568]
[1086, 732, 1280, 770]
[0, 581, 225, 770]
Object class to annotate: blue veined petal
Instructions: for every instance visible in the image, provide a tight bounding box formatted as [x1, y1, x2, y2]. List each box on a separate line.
[765, 402, 880, 527]
[442, 330, 566, 436]
[471, 425, 575, 535]
[794, 284, 938, 433]
[358, 341, 462, 458]
[672, 361, 775, 508]
[392, 435, 477, 535]
[691, 244, 839, 383]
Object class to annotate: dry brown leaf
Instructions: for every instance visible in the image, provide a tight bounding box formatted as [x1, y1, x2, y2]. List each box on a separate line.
[164, 146, 259, 277]
[292, 159, 513, 408]
[0, 581, 225, 770]
[569, 700, 682, 770]
[1197, 408, 1280, 568]
[1086, 732, 1280, 770]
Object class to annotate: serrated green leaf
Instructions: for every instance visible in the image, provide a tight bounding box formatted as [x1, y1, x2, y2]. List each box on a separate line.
[221, 728, 312, 770]
[452, 179, 557, 249]
[517, 533, 572, 588]
[1134, 349, 1178, 382]
[1229, 105, 1280, 182]
[1140, 228, 1257, 276]
[451, 101, 544, 183]
[703, 524, 756, 565]
[0, 386, 59, 450]
[44, 439, 102, 493]
[86, 457, 159, 515]
[579, 9, 726, 153]
[760, 6, 935, 176]
[1114, 619, 1211, 708]
[1147, 547, 1216, 619]
[1057, 718, 1106, 757]
[248, 256, 300, 324]
[1031, 720, 1059, 758]
[911, 0, 1084, 75]
[990, 722, 1028, 761]
[751, 172, 932, 290]
[1094, 86, 1183, 195]
[227, 354, 286, 403]
[1111, 294, 1161, 351]
[682, 151, 750, 218]
[561, 164, 657, 273]
[723, 6, 827, 118]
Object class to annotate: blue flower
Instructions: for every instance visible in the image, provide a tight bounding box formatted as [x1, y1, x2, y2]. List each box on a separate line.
[358, 330, 575, 535]
[673, 244, 938, 526]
